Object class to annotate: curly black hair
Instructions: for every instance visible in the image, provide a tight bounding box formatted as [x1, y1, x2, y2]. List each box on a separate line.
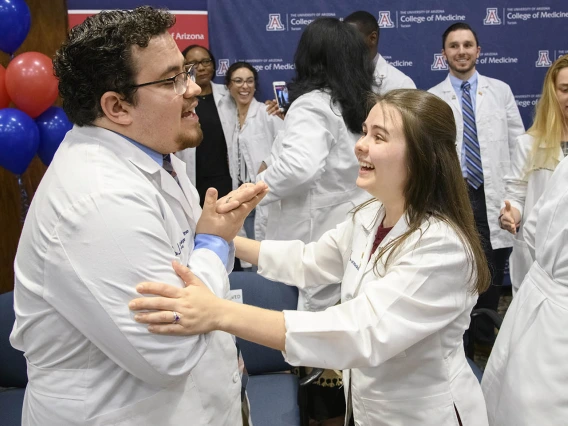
[54, 7, 176, 126]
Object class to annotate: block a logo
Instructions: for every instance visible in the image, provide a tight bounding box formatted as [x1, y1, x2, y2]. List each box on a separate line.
[483, 8, 502, 25]
[431, 54, 448, 71]
[535, 50, 552, 68]
[216, 59, 230, 76]
[377, 11, 395, 28]
[266, 13, 285, 31]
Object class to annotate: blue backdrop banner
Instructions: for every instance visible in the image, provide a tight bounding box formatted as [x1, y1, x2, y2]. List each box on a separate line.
[208, 0, 568, 128]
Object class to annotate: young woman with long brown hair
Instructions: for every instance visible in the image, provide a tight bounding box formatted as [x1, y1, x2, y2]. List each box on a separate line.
[129, 89, 491, 426]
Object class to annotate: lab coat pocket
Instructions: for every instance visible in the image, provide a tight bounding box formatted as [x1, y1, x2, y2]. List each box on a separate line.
[360, 391, 456, 426]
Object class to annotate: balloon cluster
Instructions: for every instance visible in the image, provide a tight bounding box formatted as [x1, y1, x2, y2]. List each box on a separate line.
[0, 0, 72, 175]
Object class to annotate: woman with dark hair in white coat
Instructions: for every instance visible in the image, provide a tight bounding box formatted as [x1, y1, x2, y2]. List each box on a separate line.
[224, 61, 284, 240]
[499, 54, 567, 294]
[257, 18, 374, 312]
[130, 89, 491, 426]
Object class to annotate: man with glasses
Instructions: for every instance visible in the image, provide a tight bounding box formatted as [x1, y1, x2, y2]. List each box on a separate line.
[10, 7, 265, 425]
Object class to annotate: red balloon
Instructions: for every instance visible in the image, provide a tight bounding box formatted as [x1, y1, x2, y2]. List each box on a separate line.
[5, 52, 58, 118]
[0, 65, 10, 109]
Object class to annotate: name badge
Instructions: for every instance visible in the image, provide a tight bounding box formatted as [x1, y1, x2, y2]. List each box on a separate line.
[227, 289, 243, 304]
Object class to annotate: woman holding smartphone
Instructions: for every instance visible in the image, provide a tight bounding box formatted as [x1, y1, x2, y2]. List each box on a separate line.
[130, 89, 491, 426]
[224, 61, 284, 240]
[255, 18, 374, 424]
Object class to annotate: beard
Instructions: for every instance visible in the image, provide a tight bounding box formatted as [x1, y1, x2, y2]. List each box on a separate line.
[448, 59, 476, 76]
[176, 122, 203, 150]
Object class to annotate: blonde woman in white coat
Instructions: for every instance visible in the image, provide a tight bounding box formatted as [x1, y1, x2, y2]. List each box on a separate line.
[130, 90, 491, 426]
[225, 61, 284, 240]
[482, 155, 568, 425]
[499, 54, 568, 294]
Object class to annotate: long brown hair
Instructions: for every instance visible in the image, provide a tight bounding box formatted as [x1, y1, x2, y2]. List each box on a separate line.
[358, 89, 490, 294]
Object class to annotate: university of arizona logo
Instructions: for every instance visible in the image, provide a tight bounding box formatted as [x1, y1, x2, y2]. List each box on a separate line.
[483, 8, 502, 25]
[266, 13, 285, 31]
[535, 50, 552, 68]
[431, 54, 448, 71]
[378, 11, 395, 28]
[216, 59, 230, 76]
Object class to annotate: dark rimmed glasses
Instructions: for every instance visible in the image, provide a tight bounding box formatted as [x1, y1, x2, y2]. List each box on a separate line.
[130, 64, 196, 95]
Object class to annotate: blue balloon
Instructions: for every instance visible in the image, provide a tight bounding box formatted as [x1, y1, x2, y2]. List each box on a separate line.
[0, 0, 31, 55]
[35, 106, 72, 166]
[0, 108, 39, 174]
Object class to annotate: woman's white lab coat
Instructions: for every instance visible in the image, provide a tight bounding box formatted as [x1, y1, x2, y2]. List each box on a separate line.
[258, 203, 488, 426]
[256, 89, 368, 310]
[482, 156, 568, 426]
[228, 97, 284, 240]
[502, 133, 563, 293]
[10, 126, 242, 425]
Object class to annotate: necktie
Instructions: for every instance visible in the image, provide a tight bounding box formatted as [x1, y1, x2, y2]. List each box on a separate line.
[162, 154, 180, 185]
[461, 81, 484, 189]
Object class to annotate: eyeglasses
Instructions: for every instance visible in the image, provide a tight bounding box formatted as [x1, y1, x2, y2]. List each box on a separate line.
[186, 58, 213, 68]
[130, 64, 196, 95]
[231, 78, 255, 87]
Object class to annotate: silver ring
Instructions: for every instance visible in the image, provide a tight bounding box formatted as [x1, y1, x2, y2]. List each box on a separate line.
[225, 196, 232, 204]
[172, 311, 181, 324]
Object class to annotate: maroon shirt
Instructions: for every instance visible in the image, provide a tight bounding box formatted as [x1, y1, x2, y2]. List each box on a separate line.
[370, 222, 393, 260]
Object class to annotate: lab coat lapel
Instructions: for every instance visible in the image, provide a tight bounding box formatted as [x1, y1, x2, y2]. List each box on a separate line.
[476, 74, 489, 114]
[158, 166, 197, 230]
[441, 75, 461, 112]
[350, 207, 384, 296]
[169, 153, 199, 229]
[359, 212, 409, 288]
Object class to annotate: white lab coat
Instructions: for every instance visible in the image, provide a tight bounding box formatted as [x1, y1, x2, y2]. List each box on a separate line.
[429, 74, 525, 249]
[256, 89, 368, 310]
[482, 156, 568, 426]
[229, 97, 284, 240]
[502, 133, 564, 293]
[258, 203, 487, 426]
[373, 54, 416, 95]
[10, 126, 242, 426]
[177, 82, 237, 186]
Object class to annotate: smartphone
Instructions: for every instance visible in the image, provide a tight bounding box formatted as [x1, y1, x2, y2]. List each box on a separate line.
[272, 81, 289, 111]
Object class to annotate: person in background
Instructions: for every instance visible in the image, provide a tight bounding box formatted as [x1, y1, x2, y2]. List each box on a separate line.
[9, 7, 266, 425]
[130, 89, 491, 426]
[225, 61, 284, 240]
[254, 18, 374, 424]
[428, 22, 525, 346]
[344, 10, 416, 95]
[482, 155, 568, 425]
[499, 54, 567, 294]
[179, 44, 235, 207]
